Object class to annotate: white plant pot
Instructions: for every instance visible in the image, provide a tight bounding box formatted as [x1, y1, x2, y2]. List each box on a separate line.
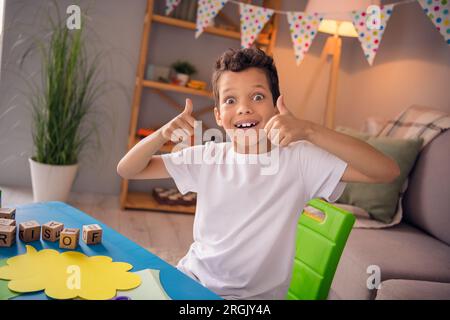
[175, 73, 190, 86]
[29, 158, 79, 203]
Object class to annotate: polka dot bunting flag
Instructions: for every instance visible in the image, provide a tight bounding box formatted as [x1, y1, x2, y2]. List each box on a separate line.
[239, 3, 274, 48]
[351, 4, 395, 66]
[165, 0, 182, 16]
[287, 12, 324, 66]
[195, 0, 229, 39]
[417, 0, 450, 45]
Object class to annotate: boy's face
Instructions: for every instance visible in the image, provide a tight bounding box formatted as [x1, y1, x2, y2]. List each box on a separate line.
[214, 67, 277, 148]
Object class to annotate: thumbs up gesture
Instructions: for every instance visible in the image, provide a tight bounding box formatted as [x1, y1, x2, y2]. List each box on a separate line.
[161, 98, 196, 143]
[275, 95, 290, 116]
[264, 95, 310, 147]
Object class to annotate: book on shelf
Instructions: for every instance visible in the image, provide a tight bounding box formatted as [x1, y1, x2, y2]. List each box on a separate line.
[187, 0, 198, 22]
[170, 0, 197, 22]
[171, 1, 181, 19]
[179, 0, 190, 20]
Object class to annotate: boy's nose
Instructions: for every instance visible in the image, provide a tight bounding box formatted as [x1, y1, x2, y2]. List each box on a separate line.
[237, 105, 253, 115]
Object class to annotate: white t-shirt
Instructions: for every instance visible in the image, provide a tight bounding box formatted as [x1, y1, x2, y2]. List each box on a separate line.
[161, 140, 347, 300]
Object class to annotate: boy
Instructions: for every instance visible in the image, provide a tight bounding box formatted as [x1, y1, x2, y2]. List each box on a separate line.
[117, 48, 399, 300]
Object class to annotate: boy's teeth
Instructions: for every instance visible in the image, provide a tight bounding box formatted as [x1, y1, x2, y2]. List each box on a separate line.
[236, 122, 257, 128]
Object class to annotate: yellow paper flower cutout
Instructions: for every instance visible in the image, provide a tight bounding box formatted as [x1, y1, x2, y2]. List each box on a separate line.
[0, 245, 142, 300]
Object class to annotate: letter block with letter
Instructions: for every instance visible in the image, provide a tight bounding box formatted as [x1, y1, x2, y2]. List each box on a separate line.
[19, 220, 41, 242]
[0, 225, 16, 247]
[59, 228, 80, 249]
[0, 218, 16, 227]
[82, 224, 103, 245]
[0, 208, 16, 220]
[42, 221, 64, 242]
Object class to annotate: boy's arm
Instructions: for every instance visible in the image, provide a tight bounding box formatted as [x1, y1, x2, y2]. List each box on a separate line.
[264, 96, 400, 184]
[117, 130, 169, 180]
[117, 99, 196, 180]
[304, 123, 400, 183]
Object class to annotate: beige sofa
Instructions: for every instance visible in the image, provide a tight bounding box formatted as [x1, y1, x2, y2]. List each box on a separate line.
[328, 130, 450, 300]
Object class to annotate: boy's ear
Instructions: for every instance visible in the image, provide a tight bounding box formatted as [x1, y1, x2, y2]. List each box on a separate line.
[214, 107, 223, 127]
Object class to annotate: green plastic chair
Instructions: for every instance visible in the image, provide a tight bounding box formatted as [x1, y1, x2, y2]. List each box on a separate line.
[286, 198, 355, 300]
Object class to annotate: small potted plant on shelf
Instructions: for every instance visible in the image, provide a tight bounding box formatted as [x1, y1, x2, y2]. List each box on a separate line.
[170, 60, 197, 87]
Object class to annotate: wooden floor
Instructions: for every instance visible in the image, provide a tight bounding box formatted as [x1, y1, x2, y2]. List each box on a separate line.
[0, 185, 194, 266]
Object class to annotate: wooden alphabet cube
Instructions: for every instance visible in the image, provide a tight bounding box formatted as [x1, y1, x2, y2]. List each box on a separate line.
[0, 218, 16, 227]
[0, 225, 16, 247]
[0, 208, 16, 220]
[42, 221, 64, 242]
[19, 220, 41, 242]
[82, 224, 103, 245]
[59, 228, 80, 249]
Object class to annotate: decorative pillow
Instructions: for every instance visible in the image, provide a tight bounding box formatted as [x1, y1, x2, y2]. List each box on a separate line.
[336, 127, 423, 224]
[335, 126, 371, 141]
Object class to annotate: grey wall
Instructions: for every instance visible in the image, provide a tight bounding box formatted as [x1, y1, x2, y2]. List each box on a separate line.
[0, 0, 147, 194]
[1, 0, 449, 195]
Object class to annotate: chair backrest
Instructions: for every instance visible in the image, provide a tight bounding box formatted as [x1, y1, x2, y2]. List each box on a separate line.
[286, 199, 355, 300]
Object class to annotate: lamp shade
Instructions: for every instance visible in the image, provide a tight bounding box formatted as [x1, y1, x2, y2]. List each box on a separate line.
[306, 0, 380, 37]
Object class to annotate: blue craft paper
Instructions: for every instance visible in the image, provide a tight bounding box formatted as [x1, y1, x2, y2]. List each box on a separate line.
[0, 202, 221, 300]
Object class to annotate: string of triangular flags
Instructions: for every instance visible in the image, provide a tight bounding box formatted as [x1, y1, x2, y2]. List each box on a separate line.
[165, 0, 450, 66]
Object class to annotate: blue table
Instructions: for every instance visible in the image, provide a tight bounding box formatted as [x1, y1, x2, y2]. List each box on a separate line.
[0, 201, 221, 300]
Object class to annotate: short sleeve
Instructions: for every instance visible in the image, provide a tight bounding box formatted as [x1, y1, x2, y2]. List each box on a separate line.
[298, 141, 348, 202]
[161, 144, 204, 194]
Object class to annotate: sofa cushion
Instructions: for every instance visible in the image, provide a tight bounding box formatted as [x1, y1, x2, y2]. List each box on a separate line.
[335, 126, 423, 224]
[375, 279, 450, 300]
[403, 129, 450, 245]
[330, 223, 450, 299]
[339, 137, 422, 223]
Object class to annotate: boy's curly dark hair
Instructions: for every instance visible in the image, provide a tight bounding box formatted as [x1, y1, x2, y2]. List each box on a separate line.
[211, 47, 280, 107]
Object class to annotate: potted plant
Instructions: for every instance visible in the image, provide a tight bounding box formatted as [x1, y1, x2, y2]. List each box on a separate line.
[170, 60, 197, 86]
[21, 12, 103, 202]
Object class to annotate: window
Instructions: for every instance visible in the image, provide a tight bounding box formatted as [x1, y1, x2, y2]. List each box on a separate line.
[0, 0, 4, 74]
[0, 0, 3, 37]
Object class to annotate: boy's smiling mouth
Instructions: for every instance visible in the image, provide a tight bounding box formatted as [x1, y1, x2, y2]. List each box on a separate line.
[233, 119, 260, 129]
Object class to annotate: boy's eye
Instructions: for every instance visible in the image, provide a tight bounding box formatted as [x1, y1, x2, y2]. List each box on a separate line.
[253, 94, 264, 101]
[224, 97, 236, 105]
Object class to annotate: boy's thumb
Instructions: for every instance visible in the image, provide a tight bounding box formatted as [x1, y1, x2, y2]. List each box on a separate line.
[276, 95, 289, 115]
[183, 98, 193, 115]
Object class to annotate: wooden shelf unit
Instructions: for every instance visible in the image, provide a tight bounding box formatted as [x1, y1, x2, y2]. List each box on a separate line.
[120, 0, 280, 213]
[132, 135, 174, 154]
[125, 191, 196, 214]
[151, 14, 271, 46]
[142, 79, 213, 98]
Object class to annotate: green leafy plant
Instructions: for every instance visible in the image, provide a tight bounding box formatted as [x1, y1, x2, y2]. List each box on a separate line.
[21, 10, 104, 165]
[170, 60, 197, 76]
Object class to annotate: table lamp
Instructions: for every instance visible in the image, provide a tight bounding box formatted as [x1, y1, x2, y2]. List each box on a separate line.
[304, 0, 380, 129]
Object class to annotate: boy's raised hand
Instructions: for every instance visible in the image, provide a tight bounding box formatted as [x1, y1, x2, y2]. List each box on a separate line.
[264, 95, 311, 147]
[161, 98, 196, 143]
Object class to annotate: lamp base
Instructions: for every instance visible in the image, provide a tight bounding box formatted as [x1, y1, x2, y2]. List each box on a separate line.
[324, 35, 342, 129]
[300, 35, 342, 129]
